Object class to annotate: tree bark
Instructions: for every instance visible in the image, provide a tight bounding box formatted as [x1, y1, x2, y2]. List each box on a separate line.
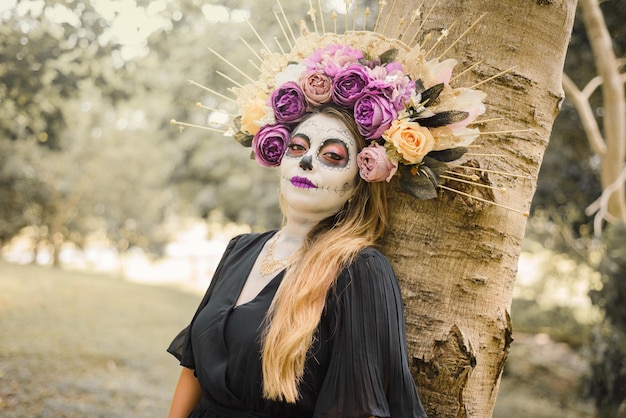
[378, 1, 577, 416]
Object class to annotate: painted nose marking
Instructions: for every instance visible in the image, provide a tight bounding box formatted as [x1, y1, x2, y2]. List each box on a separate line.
[299, 154, 313, 170]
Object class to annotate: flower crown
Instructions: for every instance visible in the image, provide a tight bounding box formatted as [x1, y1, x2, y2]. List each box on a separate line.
[172, 4, 529, 215]
[230, 30, 485, 200]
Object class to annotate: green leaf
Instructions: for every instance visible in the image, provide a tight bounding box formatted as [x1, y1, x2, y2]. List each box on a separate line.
[379, 48, 398, 65]
[421, 83, 444, 107]
[411, 110, 469, 128]
[427, 147, 468, 162]
[399, 165, 438, 200]
[414, 79, 426, 93]
[234, 130, 254, 147]
[421, 156, 449, 176]
[420, 165, 440, 188]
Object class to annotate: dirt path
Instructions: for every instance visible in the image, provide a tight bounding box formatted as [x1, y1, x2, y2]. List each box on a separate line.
[0, 261, 594, 417]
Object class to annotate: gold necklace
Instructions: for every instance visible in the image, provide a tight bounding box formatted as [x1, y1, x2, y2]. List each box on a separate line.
[259, 232, 291, 276]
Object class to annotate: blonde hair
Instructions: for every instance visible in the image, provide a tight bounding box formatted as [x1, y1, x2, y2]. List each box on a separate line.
[261, 106, 388, 402]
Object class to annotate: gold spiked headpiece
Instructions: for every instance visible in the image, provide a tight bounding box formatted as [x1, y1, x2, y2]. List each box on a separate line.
[172, 0, 530, 216]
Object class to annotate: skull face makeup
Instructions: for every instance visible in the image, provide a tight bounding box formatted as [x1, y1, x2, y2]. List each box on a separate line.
[280, 113, 360, 218]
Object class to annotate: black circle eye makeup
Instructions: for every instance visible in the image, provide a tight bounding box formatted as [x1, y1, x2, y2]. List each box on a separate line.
[317, 139, 350, 169]
[284, 128, 354, 172]
[285, 136, 309, 158]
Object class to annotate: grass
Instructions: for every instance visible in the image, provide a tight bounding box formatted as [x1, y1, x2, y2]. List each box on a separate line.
[0, 261, 200, 417]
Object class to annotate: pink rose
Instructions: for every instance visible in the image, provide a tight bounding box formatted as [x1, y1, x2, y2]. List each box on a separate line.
[357, 142, 398, 182]
[300, 72, 332, 107]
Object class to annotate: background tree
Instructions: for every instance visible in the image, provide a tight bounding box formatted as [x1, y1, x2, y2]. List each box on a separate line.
[1, 1, 185, 261]
[562, 0, 625, 233]
[588, 222, 626, 416]
[0, 1, 130, 257]
[555, 0, 626, 414]
[142, 0, 286, 229]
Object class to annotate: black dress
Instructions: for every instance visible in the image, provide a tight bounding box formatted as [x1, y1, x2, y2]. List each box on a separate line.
[168, 231, 427, 418]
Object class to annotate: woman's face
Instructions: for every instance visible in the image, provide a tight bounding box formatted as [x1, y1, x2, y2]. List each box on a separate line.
[280, 113, 359, 218]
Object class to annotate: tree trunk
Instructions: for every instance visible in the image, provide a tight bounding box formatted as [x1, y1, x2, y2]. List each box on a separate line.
[379, 1, 577, 416]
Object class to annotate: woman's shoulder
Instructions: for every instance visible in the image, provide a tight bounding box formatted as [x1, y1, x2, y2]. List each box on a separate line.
[355, 246, 386, 258]
[352, 246, 393, 269]
[335, 246, 398, 292]
[215, 230, 276, 265]
[227, 230, 276, 248]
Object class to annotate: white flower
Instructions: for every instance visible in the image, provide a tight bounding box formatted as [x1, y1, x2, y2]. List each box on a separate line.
[397, 92, 425, 119]
[259, 106, 276, 126]
[448, 126, 481, 147]
[274, 63, 307, 86]
[428, 58, 457, 84]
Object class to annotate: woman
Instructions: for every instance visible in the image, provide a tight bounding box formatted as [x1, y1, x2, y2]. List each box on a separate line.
[167, 106, 428, 417]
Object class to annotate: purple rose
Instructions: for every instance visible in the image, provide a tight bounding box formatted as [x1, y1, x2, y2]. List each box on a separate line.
[354, 94, 398, 140]
[392, 75, 416, 109]
[366, 66, 416, 111]
[270, 82, 308, 124]
[253, 124, 291, 167]
[332, 64, 371, 107]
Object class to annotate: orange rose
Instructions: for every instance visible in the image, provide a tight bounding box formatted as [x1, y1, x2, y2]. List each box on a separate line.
[383, 120, 435, 164]
[240, 93, 268, 135]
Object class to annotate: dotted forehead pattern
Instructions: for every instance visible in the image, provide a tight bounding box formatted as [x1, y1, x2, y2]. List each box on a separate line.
[284, 119, 355, 172]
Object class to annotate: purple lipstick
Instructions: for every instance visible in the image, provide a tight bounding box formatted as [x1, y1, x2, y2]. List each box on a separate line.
[290, 176, 317, 189]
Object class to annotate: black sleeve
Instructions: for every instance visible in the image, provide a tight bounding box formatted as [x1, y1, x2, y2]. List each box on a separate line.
[314, 249, 427, 418]
[166, 234, 242, 367]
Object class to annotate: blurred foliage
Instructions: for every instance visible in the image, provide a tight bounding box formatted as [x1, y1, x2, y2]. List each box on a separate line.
[512, 239, 602, 349]
[0, 0, 151, 262]
[511, 300, 592, 349]
[586, 223, 626, 416]
[0, 0, 295, 261]
[585, 325, 626, 417]
[591, 223, 626, 332]
[525, 1, 626, 414]
[0, 0, 119, 149]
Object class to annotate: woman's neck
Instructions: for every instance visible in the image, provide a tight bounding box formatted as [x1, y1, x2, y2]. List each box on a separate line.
[280, 206, 329, 242]
[278, 220, 310, 247]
